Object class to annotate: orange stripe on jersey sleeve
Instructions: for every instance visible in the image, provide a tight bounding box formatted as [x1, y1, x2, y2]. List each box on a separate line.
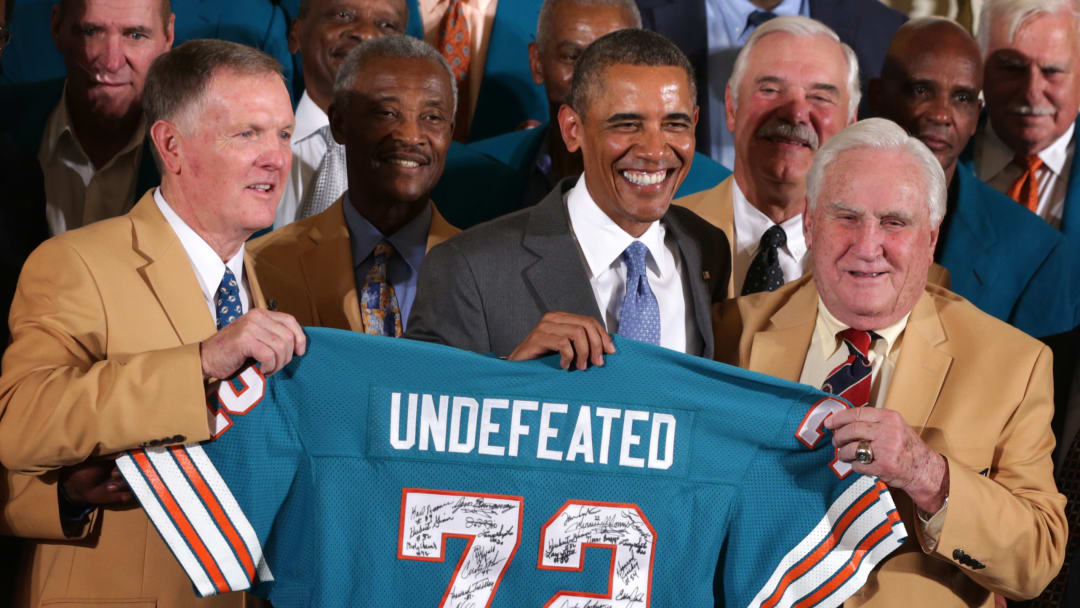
[132, 450, 232, 595]
[760, 487, 880, 608]
[170, 446, 257, 583]
[791, 517, 899, 608]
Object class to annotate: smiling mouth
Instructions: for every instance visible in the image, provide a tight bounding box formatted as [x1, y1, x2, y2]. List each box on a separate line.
[247, 183, 275, 193]
[620, 169, 670, 187]
[848, 271, 886, 278]
[374, 156, 429, 170]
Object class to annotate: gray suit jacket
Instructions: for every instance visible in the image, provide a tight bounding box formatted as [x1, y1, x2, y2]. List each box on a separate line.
[405, 178, 731, 357]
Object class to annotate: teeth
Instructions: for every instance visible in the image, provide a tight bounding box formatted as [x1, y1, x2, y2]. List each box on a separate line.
[248, 184, 272, 191]
[621, 170, 666, 186]
[388, 159, 420, 168]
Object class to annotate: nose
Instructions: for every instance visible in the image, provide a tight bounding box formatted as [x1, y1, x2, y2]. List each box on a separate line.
[633, 123, 669, 165]
[1022, 63, 1047, 104]
[391, 114, 425, 146]
[775, 89, 812, 126]
[926, 93, 952, 126]
[850, 222, 885, 259]
[345, 20, 383, 43]
[89, 33, 125, 73]
[258, 135, 290, 173]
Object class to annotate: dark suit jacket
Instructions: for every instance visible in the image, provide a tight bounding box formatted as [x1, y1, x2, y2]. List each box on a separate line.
[405, 178, 731, 358]
[0, 79, 159, 349]
[636, 0, 906, 153]
[435, 123, 733, 228]
[937, 164, 1077, 338]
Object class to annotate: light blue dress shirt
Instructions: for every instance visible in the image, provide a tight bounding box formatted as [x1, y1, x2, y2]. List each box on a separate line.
[342, 194, 433, 331]
[705, 0, 809, 168]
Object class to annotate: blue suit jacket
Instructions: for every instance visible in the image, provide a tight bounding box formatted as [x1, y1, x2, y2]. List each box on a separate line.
[434, 123, 732, 228]
[937, 165, 1077, 338]
[636, 0, 906, 155]
[1, 0, 294, 92]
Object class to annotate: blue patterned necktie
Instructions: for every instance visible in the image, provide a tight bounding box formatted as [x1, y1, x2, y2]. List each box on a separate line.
[616, 241, 661, 346]
[215, 267, 243, 330]
[360, 241, 403, 337]
[742, 224, 787, 295]
[821, 329, 878, 408]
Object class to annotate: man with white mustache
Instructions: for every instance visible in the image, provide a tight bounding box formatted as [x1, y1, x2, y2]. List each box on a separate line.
[972, 0, 1080, 241]
[676, 16, 858, 297]
[406, 28, 730, 366]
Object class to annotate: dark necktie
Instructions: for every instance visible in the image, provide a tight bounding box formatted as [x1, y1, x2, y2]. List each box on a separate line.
[747, 9, 778, 29]
[742, 225, 787, 295]
[821, 329, 877, 408]
[215, 268, 243, 330]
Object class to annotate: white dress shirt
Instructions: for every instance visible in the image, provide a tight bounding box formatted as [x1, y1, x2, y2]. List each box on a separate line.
[38, 82, 146, 235]
[731, 180, 808, 295]
[975, 121, 1074, 229]
[154, 188, 251, 324]
[565, 175, 703, 356]
[274, 91, 331, 229]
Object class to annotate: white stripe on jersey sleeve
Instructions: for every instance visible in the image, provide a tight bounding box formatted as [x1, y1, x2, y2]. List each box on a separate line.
[748, 475, 908, 608]
[145, 447, 253, 592]
[116, 453, 219, 598]
[187, 444, 274, 582]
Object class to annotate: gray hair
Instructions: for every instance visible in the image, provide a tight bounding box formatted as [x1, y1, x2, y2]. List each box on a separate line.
[977, 0, 1080, 56]
[332, 34, 457, 115]
[144, 38, 283, 129]
[568, 28, 695, 114]
[806, 118, 946, 227]
[536, 0, 642, 51]
[729, 16, 861, 121]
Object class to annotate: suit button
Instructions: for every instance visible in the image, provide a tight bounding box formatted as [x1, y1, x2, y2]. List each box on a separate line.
[953, 549, 966, 561]
[172, 434, 185, 443]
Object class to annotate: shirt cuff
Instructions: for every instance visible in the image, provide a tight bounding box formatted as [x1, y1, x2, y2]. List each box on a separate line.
[916, 495, 949, 551]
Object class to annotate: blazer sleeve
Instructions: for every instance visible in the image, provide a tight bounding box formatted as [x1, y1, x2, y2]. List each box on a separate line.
[920, 344, 1067, 599]
[1, 470, 95, 540]
[0, 238, 211, 474]
[404, 240, 492, 355]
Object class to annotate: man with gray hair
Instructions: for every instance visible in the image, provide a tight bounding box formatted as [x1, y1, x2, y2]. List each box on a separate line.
[251, 34, 460, 336]
[716, 117, 1066, 606]
[677, 16, 858, 297]
[407, 28, 729, 366]
[972, 0, 1080, 241]
[0, 38, 304, 607]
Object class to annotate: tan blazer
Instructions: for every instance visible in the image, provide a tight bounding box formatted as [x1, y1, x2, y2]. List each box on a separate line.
[249, 197, 459, 331]
[714, 275, 1066, 606]
[0, 192, 265, 607]
[675, 176, 952, 295]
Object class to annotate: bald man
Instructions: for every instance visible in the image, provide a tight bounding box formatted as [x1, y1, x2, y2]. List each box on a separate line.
[871, 18, 1077, 338]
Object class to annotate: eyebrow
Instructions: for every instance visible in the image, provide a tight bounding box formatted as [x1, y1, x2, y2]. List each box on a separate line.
[606, 112, 645, 124]
[664, 112, 694, 123]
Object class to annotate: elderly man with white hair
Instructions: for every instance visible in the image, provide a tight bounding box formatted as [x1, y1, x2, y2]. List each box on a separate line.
[716, 117, 1066, 606]
[972, 0, 1080, 241]
[676, 16, 859, 297]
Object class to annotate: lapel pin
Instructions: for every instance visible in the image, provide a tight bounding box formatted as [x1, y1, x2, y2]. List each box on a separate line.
[268, 299, 278, 311]
[702, 271, 711, 280]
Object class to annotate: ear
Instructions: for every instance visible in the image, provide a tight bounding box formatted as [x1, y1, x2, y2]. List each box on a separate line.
[164, 13, 176, 49]
[557, 104, 583, 154]
[149, 120, 185, 175]
[528, 42, 544, 86]
[49, 4, 63, 50]
[802, 199, 814, 250]
[328, 100, 346, 146]
[288, 17, 303, 56]
[724, 82, 736, 133]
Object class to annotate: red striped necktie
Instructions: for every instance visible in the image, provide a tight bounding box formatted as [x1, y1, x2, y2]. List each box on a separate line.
[821, 329, 877, 408]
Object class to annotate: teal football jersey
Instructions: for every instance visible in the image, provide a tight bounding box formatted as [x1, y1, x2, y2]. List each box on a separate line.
[117, 328, 906, 608]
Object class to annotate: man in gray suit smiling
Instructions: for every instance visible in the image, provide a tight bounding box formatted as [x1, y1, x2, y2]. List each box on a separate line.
[406, 28, 730, 368]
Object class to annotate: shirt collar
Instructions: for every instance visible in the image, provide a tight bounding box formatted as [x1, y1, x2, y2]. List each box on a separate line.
[43, 80, 146, 163]
[342, 192, 433, 273]
[565, 173, 670, 280]
[814, 295, 910, 360]
[715, 0, 807, 40]
[294, 91, 330, 144]
[153, 187, 245, 297]
[731, 176, 807, 258]
[981, 120, 1076, 178]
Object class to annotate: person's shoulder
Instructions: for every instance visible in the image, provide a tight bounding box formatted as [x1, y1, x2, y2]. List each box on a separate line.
[959, 168, 1064, 244]
[924, 283, 1047, 356]
[432, 201, 537, 258]
[248, 211, 324, 257]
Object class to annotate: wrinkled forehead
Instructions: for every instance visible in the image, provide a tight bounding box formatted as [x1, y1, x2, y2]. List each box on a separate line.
[745, 32, 849, 85]
[60, 0, 170, 29]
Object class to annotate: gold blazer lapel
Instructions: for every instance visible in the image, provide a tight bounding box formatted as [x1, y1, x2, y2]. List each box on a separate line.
[881, 291, 951, 431]
[426, 203, 461, 252]
[299, 198, 363, 332]
[749, 277, 818, 382]
[129, 193, 216, 344]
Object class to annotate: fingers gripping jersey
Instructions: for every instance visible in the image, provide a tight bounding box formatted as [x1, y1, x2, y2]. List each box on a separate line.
[117, 328, 906, 608]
